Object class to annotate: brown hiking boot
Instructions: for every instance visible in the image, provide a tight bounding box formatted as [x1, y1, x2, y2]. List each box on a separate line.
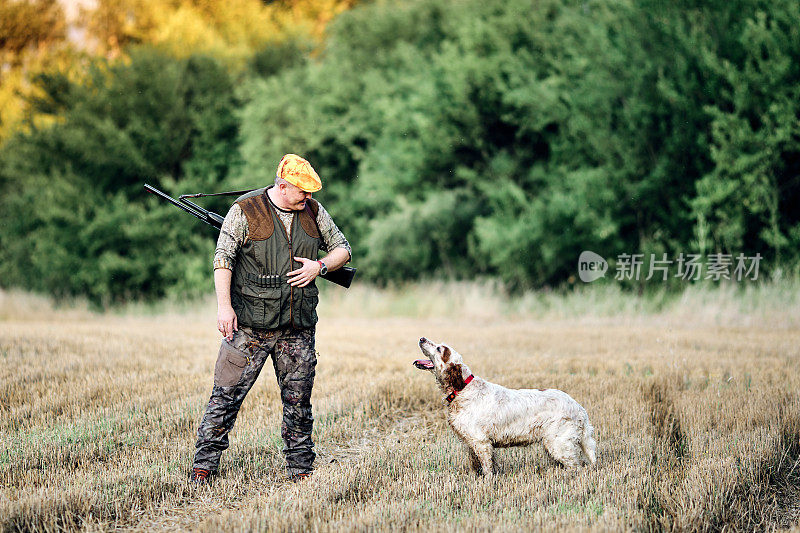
[288, 472, 312, 483]
[190, 467, 211, 484]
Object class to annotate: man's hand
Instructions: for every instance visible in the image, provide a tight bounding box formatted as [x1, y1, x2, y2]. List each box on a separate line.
[218, 305, 238, 341]
[287, 257, 321, 287]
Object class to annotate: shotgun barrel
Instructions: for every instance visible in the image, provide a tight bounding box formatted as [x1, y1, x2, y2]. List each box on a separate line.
[144, 184, 222, 229]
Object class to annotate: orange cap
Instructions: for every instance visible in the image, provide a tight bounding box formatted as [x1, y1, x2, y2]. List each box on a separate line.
[276, 154, 322, 192]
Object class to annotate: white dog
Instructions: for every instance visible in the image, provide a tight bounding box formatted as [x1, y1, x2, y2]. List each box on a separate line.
[414, 337, 596, 475]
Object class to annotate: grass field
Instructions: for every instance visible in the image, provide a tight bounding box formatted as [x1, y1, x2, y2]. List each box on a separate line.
[1, 283, 799, 531]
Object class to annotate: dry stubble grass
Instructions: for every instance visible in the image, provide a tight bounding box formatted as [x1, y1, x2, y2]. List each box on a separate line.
[1, 285, 799, 532]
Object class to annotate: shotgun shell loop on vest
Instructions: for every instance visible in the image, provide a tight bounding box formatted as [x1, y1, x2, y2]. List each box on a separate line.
[277, 154, 322, 193]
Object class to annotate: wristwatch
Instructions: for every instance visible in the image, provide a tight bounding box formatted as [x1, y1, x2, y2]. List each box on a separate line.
[317, 260, 328, 276]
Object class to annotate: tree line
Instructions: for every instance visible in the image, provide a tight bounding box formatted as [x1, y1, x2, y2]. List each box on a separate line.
[1, 0, 798, 305]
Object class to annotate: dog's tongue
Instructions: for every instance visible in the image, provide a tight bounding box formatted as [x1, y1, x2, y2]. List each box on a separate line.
[413, 359, 434, 370]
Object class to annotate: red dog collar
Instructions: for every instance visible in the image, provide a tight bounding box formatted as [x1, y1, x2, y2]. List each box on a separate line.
[445, 374, 474, 403]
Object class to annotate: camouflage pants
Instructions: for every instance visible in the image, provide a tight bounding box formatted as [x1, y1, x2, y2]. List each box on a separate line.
[193, 326, 316, 476]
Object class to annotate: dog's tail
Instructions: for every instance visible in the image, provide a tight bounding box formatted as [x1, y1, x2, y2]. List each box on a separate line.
[580, 422, 597, 465]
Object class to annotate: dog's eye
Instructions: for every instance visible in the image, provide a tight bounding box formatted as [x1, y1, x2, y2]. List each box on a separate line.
[436, 346, 442, 353]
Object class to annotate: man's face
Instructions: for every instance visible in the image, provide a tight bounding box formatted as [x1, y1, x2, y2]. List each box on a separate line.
[279, 182, 312, 210]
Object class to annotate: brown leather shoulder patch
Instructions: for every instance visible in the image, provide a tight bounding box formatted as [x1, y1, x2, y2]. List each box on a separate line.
[299, 204, 320, 239]
[307, 198, 319, 218]
[237, 194, 274, 241]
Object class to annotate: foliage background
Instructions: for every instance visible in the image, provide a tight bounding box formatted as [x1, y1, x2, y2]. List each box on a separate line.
[1, 0, 798, 305]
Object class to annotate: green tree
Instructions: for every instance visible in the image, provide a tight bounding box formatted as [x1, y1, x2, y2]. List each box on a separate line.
[692, 0, 800, 266]
[0, 48, 241, 304]
[240, 0, 800, 287]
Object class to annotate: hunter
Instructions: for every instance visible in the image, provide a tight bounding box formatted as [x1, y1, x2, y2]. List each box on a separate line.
[191, 154, 351, 483]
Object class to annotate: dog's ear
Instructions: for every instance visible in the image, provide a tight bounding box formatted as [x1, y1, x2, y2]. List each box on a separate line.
[443, 363, 465, 391]
[441, 346, 451, 363]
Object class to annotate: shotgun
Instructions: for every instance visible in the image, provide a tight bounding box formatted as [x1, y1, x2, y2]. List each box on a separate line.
[144, 184, 356, 288]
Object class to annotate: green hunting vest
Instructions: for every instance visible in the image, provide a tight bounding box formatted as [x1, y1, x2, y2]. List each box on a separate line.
[230, 186, 321, 329]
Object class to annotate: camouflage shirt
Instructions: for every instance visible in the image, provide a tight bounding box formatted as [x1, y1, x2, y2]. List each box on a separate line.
[213, 198, 351, 271]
